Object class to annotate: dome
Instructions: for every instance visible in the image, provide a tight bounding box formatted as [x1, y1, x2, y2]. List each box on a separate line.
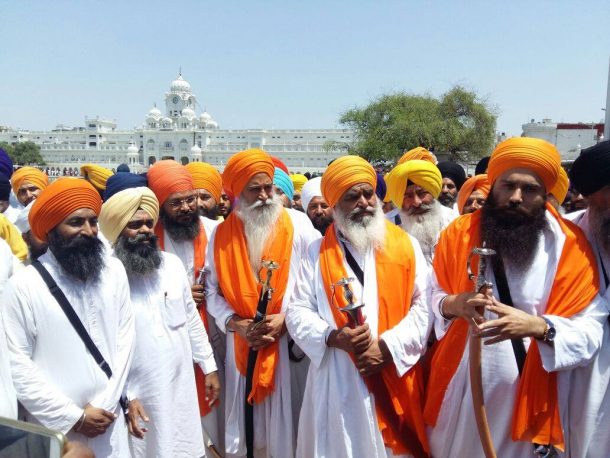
[147, 106, 162, 119]
[199, 111, 213, 122]
[206, 119, 219, 129]
[127, 144, 139, 155]
[170, 74, 191, 93]
[181, 107, 195, 119]
[191, 144, 202, 156]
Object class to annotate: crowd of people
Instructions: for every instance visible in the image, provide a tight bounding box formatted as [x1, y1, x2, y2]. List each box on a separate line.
[0, 136, 609, 458]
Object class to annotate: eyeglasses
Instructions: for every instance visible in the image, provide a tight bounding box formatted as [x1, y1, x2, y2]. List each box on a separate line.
[167, 195, 197, 209]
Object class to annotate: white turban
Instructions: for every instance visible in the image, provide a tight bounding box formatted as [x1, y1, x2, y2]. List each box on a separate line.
[14, 201, 34, 234]
[99, 187, 159, 244]
[300, 177, 323, 212]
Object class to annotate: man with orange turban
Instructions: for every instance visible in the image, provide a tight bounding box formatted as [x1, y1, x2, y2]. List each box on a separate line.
[424, 137, 607, 457]
[185, 162, 223, 220]
[397, 146, 438, 165]
[456, 174, 491, 214]
[147, 159, 223, 452]
[11, 166, 48, 207]
[206, 148, 319, 457]
[286, 155, 432, 458]
[3, 177, 135, 457]
[385, 159, 455, 266]
[547, 166, 569, 213]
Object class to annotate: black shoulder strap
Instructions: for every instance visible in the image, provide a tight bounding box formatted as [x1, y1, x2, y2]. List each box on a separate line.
[32, 260, 113, 379]
[491, 259, 527, 376]
[341, 241, 365, 287]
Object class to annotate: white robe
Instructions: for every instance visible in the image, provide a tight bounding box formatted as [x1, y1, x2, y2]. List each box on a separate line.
[2, 250, 135, 458]
[285, 228, 432, 458]
[427, 211, 608, 458]
[0, 238, 18, 419]
[206, 208, 319, 457]
[125, 251, 217, 458]
[569, 209, 610, 458]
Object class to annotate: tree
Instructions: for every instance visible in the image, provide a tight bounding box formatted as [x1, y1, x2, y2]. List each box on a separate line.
[0, 141, 46, 166]
[339, 86, 497, 163]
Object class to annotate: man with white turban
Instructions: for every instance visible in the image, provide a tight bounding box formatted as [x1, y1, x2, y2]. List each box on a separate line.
[99, 187, 220, 458]
[286, 155, 433, 458]
[300, 176, 333, 235]
[14, 201, 48, 262]
[385, 159, 455, 266]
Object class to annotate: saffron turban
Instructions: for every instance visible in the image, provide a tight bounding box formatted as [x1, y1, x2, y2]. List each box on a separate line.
[147, 159, 194, 206]
[116, 163, 130, 173]
[569, 140, 610, 196]
[375, 172, 387, 201]
[29, 178, 102, 242]
[0, 148, 13, 179]
[290, 174, 308, 193]
[14, 201, 34, 234]
[487, 137, 560, 191]
[398, 147, 436, 165]
[185, 162, 223, 202]
[321, 155, 377, 208]
[99, 187, 159, 244]
[271, 156, 289, 174]
[0, 175, 10, 201]
[550, 167, 569, 204]
[457, 174, 490, 214]
[437, 161, 467, 190]
[301, 176, 322, 211]
[80, 164, 113, 192]
[104, 172, 148, 201]
[273, 167, 294, 200]
[385, 159, 442, 208]
[222, 149, 274, 198]
[11, 167, 49, 195]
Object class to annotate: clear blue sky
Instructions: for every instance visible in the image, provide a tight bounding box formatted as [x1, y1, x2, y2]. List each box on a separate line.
[1, 0, 608, 137]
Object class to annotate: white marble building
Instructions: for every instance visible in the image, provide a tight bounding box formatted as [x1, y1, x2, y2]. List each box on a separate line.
[0, 74, 353, 173]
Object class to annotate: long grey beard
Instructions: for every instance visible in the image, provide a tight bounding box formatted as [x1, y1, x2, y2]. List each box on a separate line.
[333, 200, 386, 255]
[400, 199, 445, 255]
[114, 233, 163, 277]
[235, 194, 283, 274]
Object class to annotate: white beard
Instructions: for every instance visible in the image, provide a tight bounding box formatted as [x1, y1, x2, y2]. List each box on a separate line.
[235, 194, 283, 275]
[333, 200, 386, 255]
[400, 199, 445, 254]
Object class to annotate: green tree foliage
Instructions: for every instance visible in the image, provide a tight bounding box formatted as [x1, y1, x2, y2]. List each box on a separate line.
[339, 86, 497, 163]
[0, 141, 46, 166]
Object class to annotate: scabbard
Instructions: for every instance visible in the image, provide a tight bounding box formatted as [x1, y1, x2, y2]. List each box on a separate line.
[469, 331, 496, 458]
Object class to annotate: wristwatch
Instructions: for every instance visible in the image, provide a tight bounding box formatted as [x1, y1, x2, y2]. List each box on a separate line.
[541, 317, 556, 343]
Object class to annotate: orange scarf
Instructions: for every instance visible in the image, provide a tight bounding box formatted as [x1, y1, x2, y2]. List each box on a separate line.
[423, 204, 599, 450]
[214, 209, 294, 404]
[320, 221, 429, 456]
[155, 220, 213, 416]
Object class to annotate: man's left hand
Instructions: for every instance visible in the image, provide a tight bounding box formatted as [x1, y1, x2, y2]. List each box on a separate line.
[191, 284, 205, 305]
[476, 297, 547, 344]
[355, 338, 392, 376]
[248, 313, 286, 351]
[204, 371, 221, 407]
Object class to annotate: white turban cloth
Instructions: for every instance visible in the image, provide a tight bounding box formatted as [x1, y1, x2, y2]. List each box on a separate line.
[300, 177, 323, 212]
[99, 187, 159, 244]
[14, 201, 34, 234]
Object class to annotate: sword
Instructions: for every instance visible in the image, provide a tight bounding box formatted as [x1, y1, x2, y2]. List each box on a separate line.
[467, 244, 497, 458]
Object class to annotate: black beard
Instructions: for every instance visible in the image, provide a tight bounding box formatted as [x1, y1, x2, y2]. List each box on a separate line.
[438, 192, 456, 208]
[114, 233, 163, 277]
[198, 205, 218, 221]
[480, 192, 548, 272]
[159, 208, 200, 241]
[311, 214, 333, 235]
[48, 230, 105, 282]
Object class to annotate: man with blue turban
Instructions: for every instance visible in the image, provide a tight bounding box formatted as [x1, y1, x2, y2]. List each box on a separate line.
[273, 167, 295, 208]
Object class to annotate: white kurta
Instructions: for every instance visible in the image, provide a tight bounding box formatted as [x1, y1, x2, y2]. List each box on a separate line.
[3, 250, 135, 457]
[125, 251, 217, 458]
[569, 209, 610, 458]
[285, 229, 432, 458]
[427, 211, 608, 458]
[206, 208, 319, 458]
[0, 238, 18, 419]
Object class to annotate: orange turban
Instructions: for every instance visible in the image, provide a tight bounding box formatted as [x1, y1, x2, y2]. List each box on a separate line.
[222, 149, 274, 198]
[321, 155, 376, 208]
[29, 178, 102, 242]
[550, 166, 569, 204]
[147, 160, 194, 206]
[398, 147, 437, 165]
[271, 156, 289, 174]
[457, 174, 491, 214]
[487, 137, 561, 191]
[11, 167, 48, 194]
[80, 164, 113, 192]
[185, 162, 223, 202]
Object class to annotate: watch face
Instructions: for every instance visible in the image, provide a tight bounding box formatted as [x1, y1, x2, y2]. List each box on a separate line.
[546, 326, 556, 342]
[172, 96, 179, 104]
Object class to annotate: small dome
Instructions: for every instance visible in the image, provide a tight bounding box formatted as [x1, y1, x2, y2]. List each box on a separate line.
[191, 144, 202, 156]
[147, 106, 162, 119]
[170, 74, 191, 93]
[181, 107, 195, 119]
[206, 119, 219, 129]
[199, 111, 213, 122]
[127, 144, 139, 155]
